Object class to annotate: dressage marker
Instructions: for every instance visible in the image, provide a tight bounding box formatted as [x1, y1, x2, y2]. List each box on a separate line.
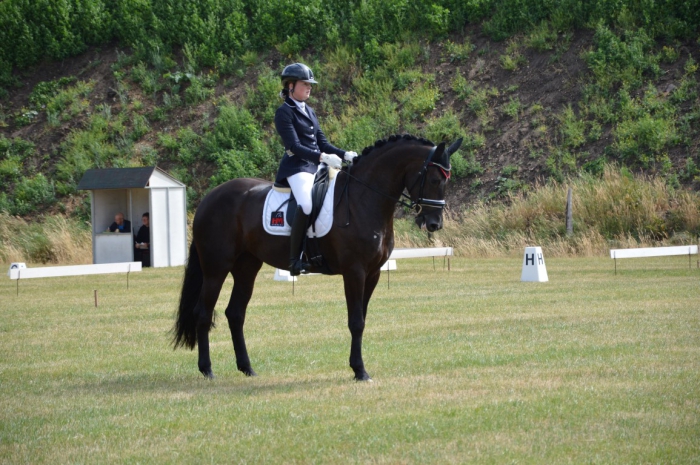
[521, 246, 548, 282]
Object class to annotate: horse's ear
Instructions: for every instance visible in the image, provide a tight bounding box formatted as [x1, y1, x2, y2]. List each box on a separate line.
[446, 138, 463, 157]
[433, 142, 449, 168]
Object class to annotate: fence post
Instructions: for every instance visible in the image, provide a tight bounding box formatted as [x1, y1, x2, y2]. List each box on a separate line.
[566, 187, 573, 236]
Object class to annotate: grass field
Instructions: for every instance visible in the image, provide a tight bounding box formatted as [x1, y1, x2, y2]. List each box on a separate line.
[1, 257, 699, 463]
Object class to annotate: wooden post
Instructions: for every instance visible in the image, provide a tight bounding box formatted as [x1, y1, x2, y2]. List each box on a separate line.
[94, 290, 98, 307]
[566, 187, 573, 236]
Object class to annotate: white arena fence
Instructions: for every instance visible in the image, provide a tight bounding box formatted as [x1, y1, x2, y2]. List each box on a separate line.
[274, 247, 454, 285]
[8, 262, 142, 280]
[609, 245, 698, 274]
[385, 247, 453, 271]
[8, 262, 142, 295]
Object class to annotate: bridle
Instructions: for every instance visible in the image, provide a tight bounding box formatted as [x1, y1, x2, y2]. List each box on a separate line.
[338, 145, 451, 217]
[406, 145, 451, 213]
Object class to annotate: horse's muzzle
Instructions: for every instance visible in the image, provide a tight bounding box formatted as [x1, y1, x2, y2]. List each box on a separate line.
[415, 214, 443, 232]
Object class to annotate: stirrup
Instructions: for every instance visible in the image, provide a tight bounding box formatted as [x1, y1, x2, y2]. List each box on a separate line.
[289, 258, 308, 276]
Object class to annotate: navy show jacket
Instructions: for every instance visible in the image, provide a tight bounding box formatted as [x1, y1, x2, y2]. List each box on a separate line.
[109, 219, 131, 233]
[274, 96, 345, 185]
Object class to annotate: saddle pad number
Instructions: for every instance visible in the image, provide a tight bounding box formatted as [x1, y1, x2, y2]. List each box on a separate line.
[270, 211, 285, 227]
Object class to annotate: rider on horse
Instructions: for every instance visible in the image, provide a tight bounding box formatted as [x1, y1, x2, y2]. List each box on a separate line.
[274, 63, 357, 276]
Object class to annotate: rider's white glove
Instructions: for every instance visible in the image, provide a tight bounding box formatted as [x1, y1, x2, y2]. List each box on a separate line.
[343, 151, 358, 164]
[320, 152, 342, 169]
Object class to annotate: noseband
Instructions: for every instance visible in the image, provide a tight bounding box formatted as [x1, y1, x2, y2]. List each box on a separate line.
[341, 145, 450, 215]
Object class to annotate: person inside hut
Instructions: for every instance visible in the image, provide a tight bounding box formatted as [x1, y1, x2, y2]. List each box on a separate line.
[109, 212, 131, 233]
[134, 212, 150, 267]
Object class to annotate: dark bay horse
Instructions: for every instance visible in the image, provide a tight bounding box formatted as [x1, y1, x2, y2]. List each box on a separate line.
[173, 134, 462, 380]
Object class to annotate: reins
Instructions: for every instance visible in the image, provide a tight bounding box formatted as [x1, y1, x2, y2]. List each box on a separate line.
[336, 145, 449, 226]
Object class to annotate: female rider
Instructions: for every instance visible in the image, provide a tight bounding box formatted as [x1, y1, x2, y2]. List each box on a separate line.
[274, 63, 357, 276]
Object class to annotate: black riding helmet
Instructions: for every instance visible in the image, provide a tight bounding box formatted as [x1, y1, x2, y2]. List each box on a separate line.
[281, 63, 318, 84]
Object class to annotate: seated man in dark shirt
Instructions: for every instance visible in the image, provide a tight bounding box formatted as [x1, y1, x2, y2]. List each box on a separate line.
[134, 212, 150, 267]
[109, 212, 131, 233]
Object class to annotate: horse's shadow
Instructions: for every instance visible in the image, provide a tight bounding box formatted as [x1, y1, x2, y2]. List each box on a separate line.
[69, 371, 354, 396]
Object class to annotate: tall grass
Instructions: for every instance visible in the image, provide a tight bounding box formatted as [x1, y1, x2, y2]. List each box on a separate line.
[0, 213, 92, 264]
[396, 166, 700, 257]
[2, 167, 698, 264]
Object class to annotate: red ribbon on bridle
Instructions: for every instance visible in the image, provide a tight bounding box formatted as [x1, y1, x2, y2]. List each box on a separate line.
[430, 162, 451, 180]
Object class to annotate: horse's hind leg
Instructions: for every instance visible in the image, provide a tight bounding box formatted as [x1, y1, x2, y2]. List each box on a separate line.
[225, 253, 263, 376]
[196, 272, 228, 379]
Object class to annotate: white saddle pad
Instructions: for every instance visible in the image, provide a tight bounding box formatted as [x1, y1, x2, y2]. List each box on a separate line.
[262, 173, 338, 238]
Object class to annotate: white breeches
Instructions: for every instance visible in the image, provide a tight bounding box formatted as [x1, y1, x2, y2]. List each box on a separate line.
[287, 171, 315, 215]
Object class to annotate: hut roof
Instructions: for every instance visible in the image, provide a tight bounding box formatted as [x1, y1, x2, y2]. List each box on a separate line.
[77, 167, 183, 190]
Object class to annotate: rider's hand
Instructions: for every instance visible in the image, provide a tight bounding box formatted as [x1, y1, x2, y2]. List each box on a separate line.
[343, 151, 358, 164]
[320, 153, 342, 169]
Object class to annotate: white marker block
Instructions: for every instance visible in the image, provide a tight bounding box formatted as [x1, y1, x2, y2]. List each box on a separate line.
[7, 262, 27, 277]
[380, 260, 397, 271]
[521, 247, 548, 282]
[274, 269, 297, 282]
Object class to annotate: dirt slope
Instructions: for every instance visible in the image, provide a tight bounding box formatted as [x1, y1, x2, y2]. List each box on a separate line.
[2, 28, 698, 215]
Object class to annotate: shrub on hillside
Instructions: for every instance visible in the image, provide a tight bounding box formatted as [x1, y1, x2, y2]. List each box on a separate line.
[207, 104, 277, 185]
[0, 136, 35, 195]
[5, 174, 56, 216]
[585, 24, 660, 91]
[245, 68, 280, 126]
[54, 116, 123, 194]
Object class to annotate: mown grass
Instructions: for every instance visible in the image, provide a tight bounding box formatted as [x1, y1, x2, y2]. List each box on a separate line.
[1, 257, 698, 463]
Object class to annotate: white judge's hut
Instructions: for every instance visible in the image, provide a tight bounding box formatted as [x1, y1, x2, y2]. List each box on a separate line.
[77, 167, 187, 267]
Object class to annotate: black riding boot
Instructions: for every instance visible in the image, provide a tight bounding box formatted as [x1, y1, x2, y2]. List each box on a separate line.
[289, 206, 310, 276]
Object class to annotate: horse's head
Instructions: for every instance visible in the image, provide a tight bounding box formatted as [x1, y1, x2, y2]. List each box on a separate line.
[408, 138, 462, 232]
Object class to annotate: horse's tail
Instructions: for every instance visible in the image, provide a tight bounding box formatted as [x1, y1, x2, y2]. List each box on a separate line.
[172, 242, 203, 350]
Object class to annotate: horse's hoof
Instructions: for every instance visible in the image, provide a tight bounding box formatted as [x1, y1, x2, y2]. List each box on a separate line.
[354, 372, 372, 382]
[200, 369, 215, 379]
[239, 367, 257, 377]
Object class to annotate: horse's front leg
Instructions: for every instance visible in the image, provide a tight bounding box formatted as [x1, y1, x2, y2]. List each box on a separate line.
[343, 269, 380, 381]
[225, 254, 263, 377]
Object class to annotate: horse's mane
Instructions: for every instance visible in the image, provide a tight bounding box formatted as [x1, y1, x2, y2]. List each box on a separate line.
[352, 134, 434, 167]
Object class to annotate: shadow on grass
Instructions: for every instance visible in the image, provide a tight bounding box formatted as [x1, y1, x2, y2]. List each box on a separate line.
[69, 370, 354, 397]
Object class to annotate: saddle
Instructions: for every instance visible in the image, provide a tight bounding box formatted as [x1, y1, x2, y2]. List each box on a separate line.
[273, 165, 331, 234]
[272, 166, 333, 273]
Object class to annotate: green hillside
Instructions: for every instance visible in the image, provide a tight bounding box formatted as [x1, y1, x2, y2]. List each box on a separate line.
[0, 0, 699, 262]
